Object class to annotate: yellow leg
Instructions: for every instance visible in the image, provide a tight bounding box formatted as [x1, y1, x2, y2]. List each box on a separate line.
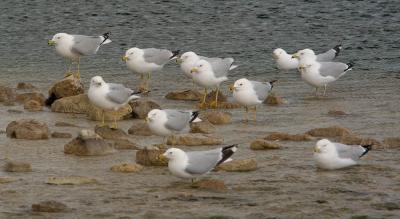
[253, 106, 257, 121]
[101, 110, 105, 127]
[210, 87, 219, 108]
[323, 85, 327, 96]
[315, 87, 318, 96]
[244, 106, 249, 122]
[76, 57, 81, 79]
[199, 88, 208, 109]
[111, 111, 118, 129]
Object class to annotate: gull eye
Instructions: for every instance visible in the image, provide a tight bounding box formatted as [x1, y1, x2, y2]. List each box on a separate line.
[130, 52, 133, 55]
[169, 152, 173, 155]
[300, 52, 304, 55]
[199, 64, 203, 67]
[57, 37, 61, 39]
[239, 83, 243, 86]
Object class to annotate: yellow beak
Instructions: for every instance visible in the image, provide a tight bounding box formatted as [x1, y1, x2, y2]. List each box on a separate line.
[48, 40, 56, 46]
[190, 67, 198, 74]
[229, 84, 236, 92]
[145, 117, 149, 123]
[292, 53, 299, 59]
[176, 58, 183, 64]
[298, 64, 305, 69]
[314, 147, 321, 153]
[122, 56, 128, 61]
[158, 153, 168, 161]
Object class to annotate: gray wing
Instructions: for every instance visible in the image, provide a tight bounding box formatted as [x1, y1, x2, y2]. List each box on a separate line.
[142, 48, 173, 65]
[334, 143, 366, 160]
[205, 57, 234, 78]
[318, 62, 350, 78]
[185, 148, 222, 174]
[316, 49, 336, 62]
[250, 80, 272, 101]
[106, 83, 133, 104]
[164, 109, 192, 131]
[71, 35, 103, 55]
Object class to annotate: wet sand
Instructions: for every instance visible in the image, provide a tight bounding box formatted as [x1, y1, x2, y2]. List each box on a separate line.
[0, 72, 399, 219]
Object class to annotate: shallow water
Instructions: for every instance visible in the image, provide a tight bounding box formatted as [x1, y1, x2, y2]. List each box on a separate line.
[0, 0, 400, 218]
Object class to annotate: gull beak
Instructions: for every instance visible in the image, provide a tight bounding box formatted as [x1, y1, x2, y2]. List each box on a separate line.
[190, 67, 198, 74]
[272, 53, 279, 60]
[229, 84, 236, 92]
[298, 64, 305, 70]
[292, 53, 299, 59]
[96, 82, 102, 86]
[48, 40, 56, 46]
[122, 56, 129, 61]
[145, 117, 149, 123]
[176, 58, 183, 64]
[314, 146, 321, 153]
[158, 152, 168, 161]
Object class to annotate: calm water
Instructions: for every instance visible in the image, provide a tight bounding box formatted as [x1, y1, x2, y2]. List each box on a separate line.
[0, 1, 400, 219]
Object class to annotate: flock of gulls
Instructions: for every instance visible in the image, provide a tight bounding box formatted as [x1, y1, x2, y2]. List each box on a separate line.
[47, 31, 371, 182]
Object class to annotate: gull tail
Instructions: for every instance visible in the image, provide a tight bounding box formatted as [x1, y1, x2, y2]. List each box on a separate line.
[189, 111, 201, 123]
[170, 50, 180, 60]
[269, 79, 278, 89]
[217, 144, 238, 166]
[229, 65, 239, 70]
[345, 62, 354, 72]
[333, 44, 342, 57]
[128, 90, 148, 101]
[100, 32, 112, 45]
[360, 144, 372, 158]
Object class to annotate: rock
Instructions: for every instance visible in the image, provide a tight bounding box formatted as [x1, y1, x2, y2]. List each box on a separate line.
[4, 161, 32, 172]
[250, 139, 282, 150]
[64, 129, 115, 156]
[113, 139, 139, 150]
[264, 92, 284, 105]
[339, 132, 382, 148]
[264, 132, 313, 141]
[167, 133, 223, 146]
[191, 179, 227, 192]
[205, 90, 227, 103]
[165, 89, 202, 101]
[32, 200, 68, 213]
[0, 85, 16, 103]
[190, 120, 215, 134]
[129, 99, 161, 119]
[46, 75, 84, 106]
[136, 147, 167, 166]
[383, 137, 400, 148]
[374, 202, 400, 211]
[51, 94, 90, 114]
[204, 111, 232, 125]
[87, 104, 132, 121]
[24, 100, 43, 111]
[6, 119, 49, 140]
[16, 82, 37, 90]
[55, 121, 78, 127]
[94, 125, 130, 140]
[306, 126, 352, 138]
[0, 177, 16, 184]
[128, 121, 153, 136]
[46, 176, 97, 185]
[110, 163, 143, 173]
[328, 109, 348, 116]
[216, 101, 242, 109]
[7, 109, 23, 114]
[51, 132, 72, 138]
[216, 159, 257, 172]
[15, 92, 45, 105]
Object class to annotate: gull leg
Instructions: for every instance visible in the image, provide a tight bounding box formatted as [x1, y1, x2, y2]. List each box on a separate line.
[64, 59, 73, 77]
[244, 106, 249, 122]
[76, 57, 81, 79]
[101, 110, 105, 127]
[315, 87, 318, 96]
[323, 85, 327, 96]
[199, 88, 207, 109]
[253, 106, 257, 121]
[210, 87, 219, 109]
[111, 111, 118, 129]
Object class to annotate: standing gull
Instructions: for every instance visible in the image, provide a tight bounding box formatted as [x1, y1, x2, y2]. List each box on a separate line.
[146, 109, 201, 142]
[190, 58, 236, 108]
[123, 47, 180, 92]
[231, 78, 276, 121]
[292, 48, 353, 96]
[162, 145, 238, 182]
[313, 139, 372, 170]
[272, 45, 342, 71]
[88, 76, 141, 128]
[48, 32, 111, 78]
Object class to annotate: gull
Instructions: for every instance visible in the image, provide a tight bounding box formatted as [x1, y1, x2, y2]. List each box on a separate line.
[48, 32, 111, 78]
[123, 47, 180, 92]
[292, 49, 353, 96]
[88, 76, 141, 128]
[190, 58, 237, 108]
[231, 78, 276, 121]
[146, 109, 201, 142]
[314, 139, 372, 170]
[162, 145, 238, 182]
[272, 45, 342, 71]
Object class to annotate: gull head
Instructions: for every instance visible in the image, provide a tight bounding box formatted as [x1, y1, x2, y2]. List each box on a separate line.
[146, 109, 165, 123]
[190, 59, 211, 74]
[177, 51, 198, 65]
[123, 47, 142, 61]
[162, 148, 186, 161]
[314, 139, 333, 154]
[90, 76, 105, 88]
[272, 48, 286, 60]
[48, 33, 71, 46]
[232, 78, 251, 92]
[292, 49, 316, 60]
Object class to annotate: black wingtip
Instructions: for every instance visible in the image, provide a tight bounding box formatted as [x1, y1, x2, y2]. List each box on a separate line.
[360, 144, 372, 157]
[345, 62, 354, 71]
[333, 44, 342, 57]
[170, 50, 180, 59]
[189, 111, 200, 123]
[131, 90, 150, 95]
[100, 32, 111, 45]
[217, 144, 238, 166]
